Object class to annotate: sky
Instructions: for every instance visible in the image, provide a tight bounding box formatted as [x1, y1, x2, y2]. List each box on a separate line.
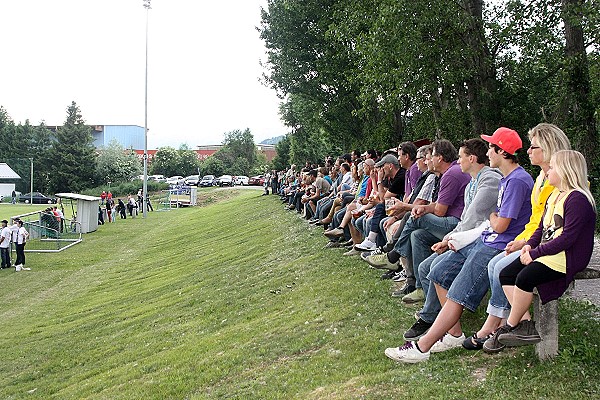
[0, 0, 289, 149]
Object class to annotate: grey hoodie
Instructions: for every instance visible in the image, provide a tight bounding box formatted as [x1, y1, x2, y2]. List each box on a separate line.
[444, 166, 502, 238]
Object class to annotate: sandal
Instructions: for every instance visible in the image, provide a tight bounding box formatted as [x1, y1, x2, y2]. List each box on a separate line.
[462, 333, 490, 350]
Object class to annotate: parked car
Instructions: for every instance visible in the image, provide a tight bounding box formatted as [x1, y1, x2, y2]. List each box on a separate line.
[148, 174, 166, 182]
[198, 175, 215, 187]
[234, 176, 249, 186]
[248, 175, 265, 186]
[215, 175, 233, 187]
[166, 175, 185, 185]
[19, 192, 57, 204]
[184, 175, 200, 186]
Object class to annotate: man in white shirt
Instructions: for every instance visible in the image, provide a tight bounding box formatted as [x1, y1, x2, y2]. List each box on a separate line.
[15, 219, 30, 271]
[0, 220, 11, 269]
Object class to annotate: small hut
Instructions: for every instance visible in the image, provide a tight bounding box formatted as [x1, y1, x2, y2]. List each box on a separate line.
[55, 193, 101, 233]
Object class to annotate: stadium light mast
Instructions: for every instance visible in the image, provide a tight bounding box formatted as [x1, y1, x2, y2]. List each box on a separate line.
[142, 0, 151, 218]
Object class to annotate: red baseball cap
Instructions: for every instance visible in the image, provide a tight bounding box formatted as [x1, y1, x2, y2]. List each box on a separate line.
[481, 127, 522, 155]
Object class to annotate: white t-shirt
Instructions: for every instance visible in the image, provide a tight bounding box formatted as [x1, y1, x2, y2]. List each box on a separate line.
[341, 171, 353, 187]
[0, 226, 11, 249]
[17, 227, 28, 245]
[10, 225, 19, 242]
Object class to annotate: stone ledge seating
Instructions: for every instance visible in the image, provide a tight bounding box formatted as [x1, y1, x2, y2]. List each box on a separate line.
[534, 265, 600, 360]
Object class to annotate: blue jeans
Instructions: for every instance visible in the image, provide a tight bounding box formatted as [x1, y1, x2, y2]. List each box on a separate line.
[0, 247, 10, 268]
[333, 207, 350, 240]
[433, 239, 502, 312]
[394, 214, 459, 288]
[418, 251, 453, 323]
[486, 251, 520, 318]
[314, 197, 332, 220]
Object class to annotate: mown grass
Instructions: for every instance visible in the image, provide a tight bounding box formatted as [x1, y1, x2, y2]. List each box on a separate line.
[1, 189, 599, 399]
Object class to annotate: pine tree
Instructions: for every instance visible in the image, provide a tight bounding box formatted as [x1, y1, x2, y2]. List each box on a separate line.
[47, 101, 97, 193]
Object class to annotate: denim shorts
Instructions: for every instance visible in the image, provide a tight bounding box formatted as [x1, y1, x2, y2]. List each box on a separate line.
[429, 239, 502, 312]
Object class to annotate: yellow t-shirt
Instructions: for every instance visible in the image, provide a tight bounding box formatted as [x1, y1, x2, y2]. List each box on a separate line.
[536, 189, 572, 273]
[514, 172, 555, 241]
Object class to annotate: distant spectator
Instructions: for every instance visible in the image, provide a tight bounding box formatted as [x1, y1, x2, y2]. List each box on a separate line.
[118, 199, 127, 219]
[15, 219, 30, 271]
[0, 220, 11, 269]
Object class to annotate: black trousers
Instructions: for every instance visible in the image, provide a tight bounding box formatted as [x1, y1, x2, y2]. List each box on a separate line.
[15, 243, 25, 266]
[499, 259, 565, 293]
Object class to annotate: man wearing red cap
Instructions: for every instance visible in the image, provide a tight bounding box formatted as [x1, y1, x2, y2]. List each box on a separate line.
[385, 127, 534, 363]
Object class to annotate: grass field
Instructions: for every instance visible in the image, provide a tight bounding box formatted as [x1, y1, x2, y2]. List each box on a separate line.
[1, 189, 599, 399]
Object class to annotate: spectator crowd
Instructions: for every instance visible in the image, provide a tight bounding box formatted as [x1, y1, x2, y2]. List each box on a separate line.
[272, 123, 596, 363]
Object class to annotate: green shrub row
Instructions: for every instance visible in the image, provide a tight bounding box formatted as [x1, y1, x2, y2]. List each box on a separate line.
[80, 180, 169, 199]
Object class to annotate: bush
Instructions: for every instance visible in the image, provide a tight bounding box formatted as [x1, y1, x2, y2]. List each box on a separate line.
[81, 180, 168, 198]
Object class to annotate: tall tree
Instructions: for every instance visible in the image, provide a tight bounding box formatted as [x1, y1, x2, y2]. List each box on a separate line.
[29, 123, 54, 193]
[212, 128, 259, 175]
[96, 139, 142, 184]
[259, 0, 366, 148]
[150, 147, 180, 177]
[560, 0, 598, 165]
[47, 102, 97, 193]
[176, 144, 201, 177]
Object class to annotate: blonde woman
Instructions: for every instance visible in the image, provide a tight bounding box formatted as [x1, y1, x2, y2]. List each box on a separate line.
[483, 150, 596, 352]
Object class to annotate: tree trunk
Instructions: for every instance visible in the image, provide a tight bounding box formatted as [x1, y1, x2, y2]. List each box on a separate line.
[561, 0, 598, 167]
[462, 0, 500, 134]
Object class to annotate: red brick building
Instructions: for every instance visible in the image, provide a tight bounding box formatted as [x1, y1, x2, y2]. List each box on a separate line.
[133, 144, 277, 162]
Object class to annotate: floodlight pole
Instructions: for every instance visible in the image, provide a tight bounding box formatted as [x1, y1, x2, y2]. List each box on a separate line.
[142, 0, 151, 218]
[29, 158, 33, 205]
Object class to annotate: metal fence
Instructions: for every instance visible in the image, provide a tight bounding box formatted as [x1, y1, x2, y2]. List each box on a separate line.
[11, 211, 82, 252]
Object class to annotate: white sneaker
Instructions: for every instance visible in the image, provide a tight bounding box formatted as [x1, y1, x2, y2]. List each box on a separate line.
[343, 248, 361, 256]
[430, 333, 466, 353]
[392, 270, 407, 282]
[22, 267, 31, 271]
[354, 238, 377, 251]
[15, 264, 22, 272]
[384, 341, 430, 363]
[363, 253, 397, 269]
[360, 247, 382, 261]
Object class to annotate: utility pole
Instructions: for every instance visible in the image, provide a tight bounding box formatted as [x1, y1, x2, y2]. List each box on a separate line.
[142, 0, 151, 218]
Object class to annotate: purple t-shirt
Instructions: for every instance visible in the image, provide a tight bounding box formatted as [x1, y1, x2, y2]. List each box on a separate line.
[405, 162, 422, 199]
[481, 166, 534, 250]
[436, 161, 471, 220]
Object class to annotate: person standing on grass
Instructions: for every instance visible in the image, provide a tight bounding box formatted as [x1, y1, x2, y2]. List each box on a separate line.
[118, 199, 127, 219]
[15, 219, 30, 271]
[106, 198, 114, 222]
[1, 220, 11, 269]
[11, 190, 16, 204]
[483, 150, 597, 352]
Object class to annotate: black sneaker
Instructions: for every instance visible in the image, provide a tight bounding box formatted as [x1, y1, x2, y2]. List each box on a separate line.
[380, 270, 396, 280]
[382, 242, 395, 253]
[403, 318, 433, 341]
[391, 284, 415, 298]
[498, 320, 541, 347]
[483, 324, 512, 354]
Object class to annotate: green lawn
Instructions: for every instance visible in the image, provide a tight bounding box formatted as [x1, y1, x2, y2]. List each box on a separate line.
[1, 189, 598, 399]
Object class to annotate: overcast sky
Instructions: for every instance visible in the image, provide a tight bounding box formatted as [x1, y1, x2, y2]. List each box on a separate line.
[1, 0, 288, 149]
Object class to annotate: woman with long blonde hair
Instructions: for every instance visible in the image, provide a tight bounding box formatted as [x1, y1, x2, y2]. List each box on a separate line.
[483, 150, 596, 352]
